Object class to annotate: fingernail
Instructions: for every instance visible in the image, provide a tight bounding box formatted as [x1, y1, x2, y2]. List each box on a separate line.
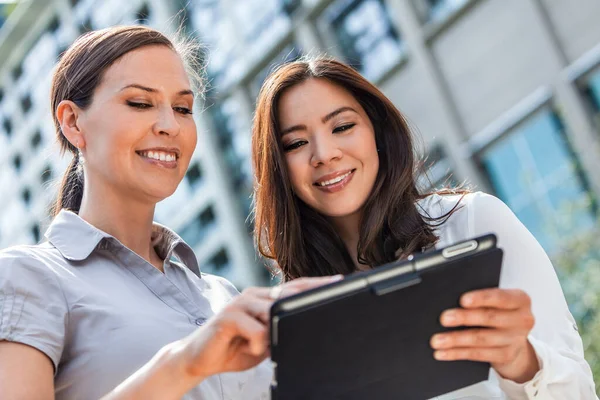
[462, 294, 474, 306]
[431, 335, 447, 348]
[330, 274, 344, 281]
[434, 351, 447, 360]
[442, 311, 456, 325]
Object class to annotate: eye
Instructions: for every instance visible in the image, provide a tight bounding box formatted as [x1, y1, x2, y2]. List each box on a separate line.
[174, 106, 193, 115]
[126, 101, 152, 109]
[283, 140, 307, 152]
[333, 123, 355, 133]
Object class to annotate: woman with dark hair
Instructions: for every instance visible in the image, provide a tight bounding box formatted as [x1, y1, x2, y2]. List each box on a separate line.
[0, 26, 338, 399]
[252, 58, 597, 398]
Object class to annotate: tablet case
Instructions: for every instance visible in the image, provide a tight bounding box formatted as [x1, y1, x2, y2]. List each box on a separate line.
[270, 234, 503, 400]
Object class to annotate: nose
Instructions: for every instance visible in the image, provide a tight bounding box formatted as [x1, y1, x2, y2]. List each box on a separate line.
[310, 133, 343, 167]
[153, 105, 180, 137]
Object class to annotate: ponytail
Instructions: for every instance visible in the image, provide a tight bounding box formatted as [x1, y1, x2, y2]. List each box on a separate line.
[51, 154, 84, 217]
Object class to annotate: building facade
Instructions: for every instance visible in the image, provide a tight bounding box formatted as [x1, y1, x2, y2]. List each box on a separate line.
[1, 0, 600, 289]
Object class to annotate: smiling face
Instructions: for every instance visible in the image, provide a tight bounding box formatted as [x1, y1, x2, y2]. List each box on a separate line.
[277, 78, 379, 219]
[77, 45, 197, 203]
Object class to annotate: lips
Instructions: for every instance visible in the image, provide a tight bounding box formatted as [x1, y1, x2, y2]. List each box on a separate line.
[135, 148, 180, 169]
[314, 169, 355, 187]
[313, 169, 356, 193]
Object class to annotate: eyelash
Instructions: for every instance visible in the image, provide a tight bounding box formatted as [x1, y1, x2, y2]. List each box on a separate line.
[126, 101, 193, 115]
[283, 123, 356, 152]
[283, 140, 307, 152]
[333, 123, 355, 133]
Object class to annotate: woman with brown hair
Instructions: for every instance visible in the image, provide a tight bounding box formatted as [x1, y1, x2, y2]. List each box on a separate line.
[0, 26, 338, 400]
[252, 58, 597, 398]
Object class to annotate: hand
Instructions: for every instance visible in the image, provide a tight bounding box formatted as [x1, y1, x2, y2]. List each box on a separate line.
[430, 288, 539, 383]
[172, 275, 343, 383]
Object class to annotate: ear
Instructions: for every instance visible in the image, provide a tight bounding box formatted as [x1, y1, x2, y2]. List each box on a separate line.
[56, 100, 86, 149]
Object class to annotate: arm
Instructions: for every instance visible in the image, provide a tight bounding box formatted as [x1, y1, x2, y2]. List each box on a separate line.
[101, 276, 341, 399]
[435, 193, 597, 399]
[0, 342, 55, 400]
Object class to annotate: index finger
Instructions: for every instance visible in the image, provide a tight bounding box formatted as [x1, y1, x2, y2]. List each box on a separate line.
[460, 288, 530, 310]
[284, 275, 344, 292]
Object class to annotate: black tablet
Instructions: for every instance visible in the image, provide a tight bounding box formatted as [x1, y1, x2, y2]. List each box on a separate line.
[269, 234, 503, 400]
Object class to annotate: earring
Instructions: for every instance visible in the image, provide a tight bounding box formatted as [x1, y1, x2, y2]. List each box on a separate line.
[76, 141, 85, 165]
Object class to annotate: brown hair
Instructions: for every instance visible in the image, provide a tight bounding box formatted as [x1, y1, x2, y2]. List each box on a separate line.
[252, 58, 466, 281]
[50, 25, 202, 216]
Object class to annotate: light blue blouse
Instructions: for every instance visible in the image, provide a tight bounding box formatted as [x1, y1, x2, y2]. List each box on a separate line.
[0, 210, 271, 399]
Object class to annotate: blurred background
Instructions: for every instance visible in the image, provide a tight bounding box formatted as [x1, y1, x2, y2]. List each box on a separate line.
[0, 0, 599, 390]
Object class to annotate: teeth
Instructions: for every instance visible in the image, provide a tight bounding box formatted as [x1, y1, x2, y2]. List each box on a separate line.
[318, 171, 351, 186]
[139, 151, 177, 162]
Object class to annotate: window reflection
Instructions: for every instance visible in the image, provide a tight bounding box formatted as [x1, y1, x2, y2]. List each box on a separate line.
[480, 109, 595, 252]
[179, 205, 217, 247]
[581, 69, 600, 133]
[321, 0, 404, 81]
[249, 43, 302, 100]
[412, 0, 469, 24]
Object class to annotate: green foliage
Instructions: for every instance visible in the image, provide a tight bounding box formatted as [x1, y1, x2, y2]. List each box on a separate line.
[552, 223, 600, 394]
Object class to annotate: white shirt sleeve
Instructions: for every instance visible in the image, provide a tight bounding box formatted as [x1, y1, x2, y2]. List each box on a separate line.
[466, 192, 598, 399]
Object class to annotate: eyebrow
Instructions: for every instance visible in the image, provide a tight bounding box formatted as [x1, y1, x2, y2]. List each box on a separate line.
[120, 83, 194, 97]
[280, 106, 358, 136]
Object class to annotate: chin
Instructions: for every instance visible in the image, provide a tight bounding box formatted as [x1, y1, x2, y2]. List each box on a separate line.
[316, 206, 362, 219]
[143, 184, 179, 203]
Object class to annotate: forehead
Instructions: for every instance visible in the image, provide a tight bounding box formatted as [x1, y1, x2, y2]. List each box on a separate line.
[101, 45, 191, 90]
[278, 78, 362, 123]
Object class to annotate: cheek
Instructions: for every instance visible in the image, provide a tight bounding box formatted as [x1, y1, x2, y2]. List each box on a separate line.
[285, 155, 309, 194]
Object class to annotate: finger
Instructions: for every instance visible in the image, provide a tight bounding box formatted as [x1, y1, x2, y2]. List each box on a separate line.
[286, 275, 344, 292]
[433, 346, 516, 364]
[440, 308, 533, 330]
[460, 289, 531, 310]
[221, 311, 269, 356]
[238, 297, 274, 324]
[431, 328, 516, 350]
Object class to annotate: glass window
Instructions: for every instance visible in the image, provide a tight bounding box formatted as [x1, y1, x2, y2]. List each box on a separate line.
[186, 162, 203, 190]
[3, 118, 12, 137]
[231, 0, 300, 57]
[0, 3, 17, 30]
[249, 43, 302, 99]
[188, 1, 240, 88]
[412, 0, 469, 24]
[418, 146, 458, 190]
[12, 62, 23, 81]
[41, 165, 53, 184]
[179, 205, 217, 248]
[21, 94, 32, 114]
[321, 0, 405, 81]
[13, 154, 21, 171]
[206, 248, 230, 273]
[136, 3, 150, 24]
[31, 129, 42, 150]
[480, 109, 595, 252]
[48, 15, 60, 32]
[21, 187, 31, 206]
[31, 224, 40, 243]
[208, 97, 252, 190]
[581, 68, 600, 132]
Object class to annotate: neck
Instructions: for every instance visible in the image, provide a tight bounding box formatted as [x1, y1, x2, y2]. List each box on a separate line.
[78, 177, 159, 268]
[328, 211, 368, 271]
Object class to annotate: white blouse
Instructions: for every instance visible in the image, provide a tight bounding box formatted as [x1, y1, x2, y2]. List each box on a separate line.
[418, 192, 597, 399]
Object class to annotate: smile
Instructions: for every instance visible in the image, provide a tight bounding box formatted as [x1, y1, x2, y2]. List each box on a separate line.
[314, 169, 356, 193]
[136, 149, 179, 169]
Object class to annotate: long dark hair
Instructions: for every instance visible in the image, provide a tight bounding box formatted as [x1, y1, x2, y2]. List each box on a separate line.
[50, 25, 202, 216]
[252, 58, 466, 281]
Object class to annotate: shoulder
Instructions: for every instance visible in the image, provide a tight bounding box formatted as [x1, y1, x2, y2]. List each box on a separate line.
[418, 191, 512, 246]
[200, 272, 240, 298]
[0, 243, 68, 290]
